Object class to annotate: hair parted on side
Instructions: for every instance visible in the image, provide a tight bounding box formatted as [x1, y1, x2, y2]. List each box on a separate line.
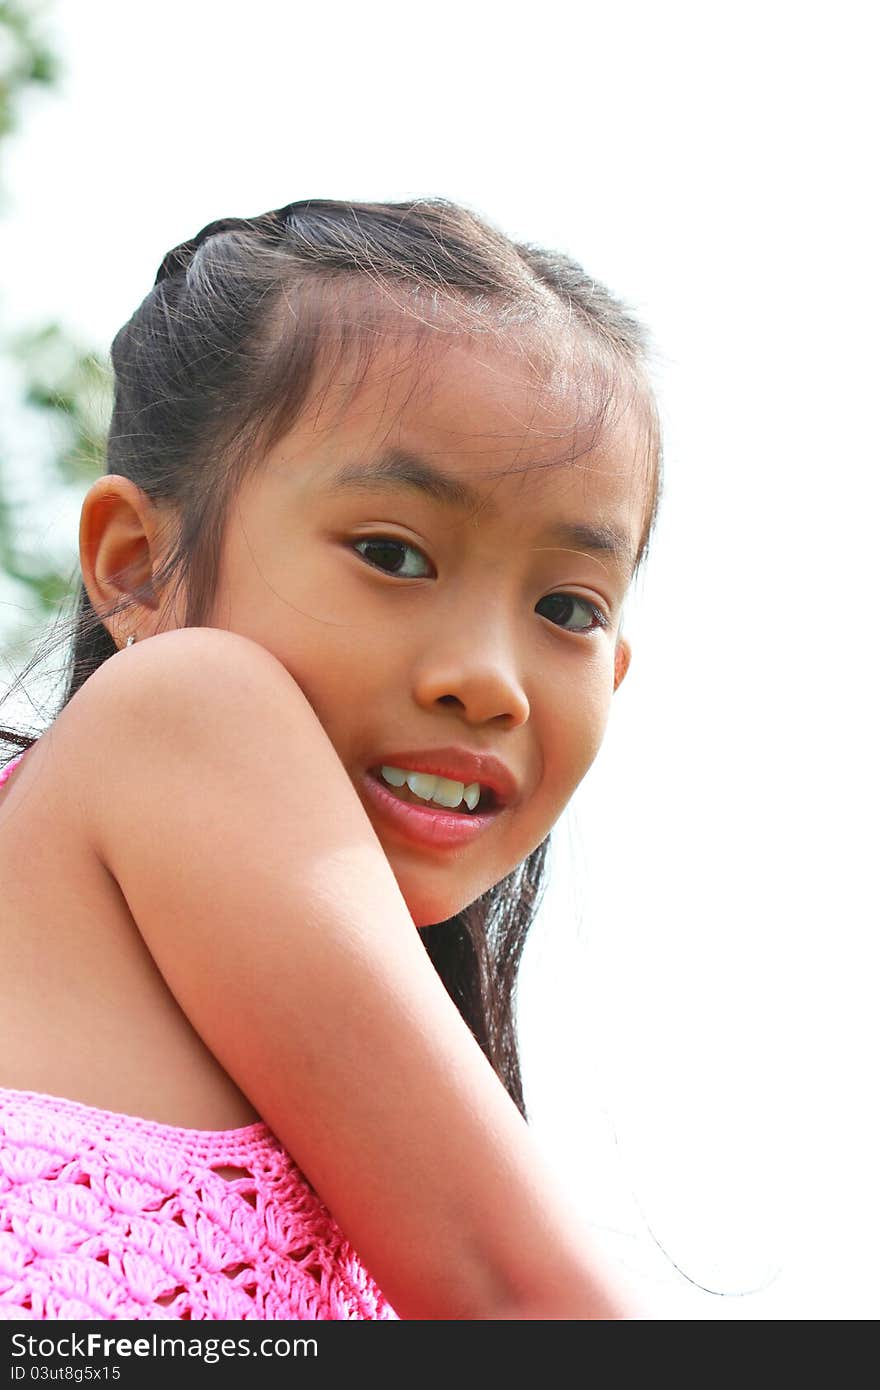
[0, 196, 663, 1119]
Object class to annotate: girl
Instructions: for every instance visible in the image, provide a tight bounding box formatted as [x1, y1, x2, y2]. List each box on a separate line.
[0, 197, 661, 1321]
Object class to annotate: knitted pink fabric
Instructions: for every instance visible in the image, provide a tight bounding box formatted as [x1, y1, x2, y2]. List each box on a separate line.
[0, 1088, 398, 1320]
[0, 751, 397, 1321]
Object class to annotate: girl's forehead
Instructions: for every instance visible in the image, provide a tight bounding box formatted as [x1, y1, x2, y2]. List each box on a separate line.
[298, 328, 640, 471]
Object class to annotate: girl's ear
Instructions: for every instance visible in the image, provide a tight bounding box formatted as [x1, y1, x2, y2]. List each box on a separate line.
[79, 475, 176, 646]
[613, 636, 631, 691]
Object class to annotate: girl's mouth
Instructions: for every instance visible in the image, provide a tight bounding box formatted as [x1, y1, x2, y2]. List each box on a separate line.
[360, 768, 503, 851]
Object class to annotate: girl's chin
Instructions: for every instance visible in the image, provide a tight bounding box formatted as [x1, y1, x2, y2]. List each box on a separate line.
[407, 899, 459, 931]
[401, 881, 489, 931]
[381, 842, 505, 928]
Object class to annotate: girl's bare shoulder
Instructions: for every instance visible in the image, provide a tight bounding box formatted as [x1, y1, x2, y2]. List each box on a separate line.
[69, 624, 301, 731]
[59, 625, 322, 832]
[58, 621, 387, 982]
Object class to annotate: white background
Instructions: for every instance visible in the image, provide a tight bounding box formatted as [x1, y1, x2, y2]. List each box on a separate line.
[0, 0, 876, 1317]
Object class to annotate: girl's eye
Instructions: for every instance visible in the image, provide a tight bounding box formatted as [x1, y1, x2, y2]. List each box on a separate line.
[536, 592, 609, 636]
[351, 537, 608, 636]
[351, 536, 432, 578]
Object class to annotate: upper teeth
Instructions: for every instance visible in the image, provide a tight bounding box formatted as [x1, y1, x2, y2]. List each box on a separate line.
[380, 766, 483, 811]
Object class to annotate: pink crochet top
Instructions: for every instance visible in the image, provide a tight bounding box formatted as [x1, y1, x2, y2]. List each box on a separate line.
[0, 751, 397, 1321]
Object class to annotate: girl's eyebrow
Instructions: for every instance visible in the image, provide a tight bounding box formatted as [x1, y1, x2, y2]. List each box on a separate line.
[321, 448, 635, 571]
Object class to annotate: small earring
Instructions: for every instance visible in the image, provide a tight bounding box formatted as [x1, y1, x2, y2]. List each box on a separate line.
[125, 634, 136, 648]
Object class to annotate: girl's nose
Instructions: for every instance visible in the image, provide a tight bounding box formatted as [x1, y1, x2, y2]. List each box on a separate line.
[410, 644, 530, 728]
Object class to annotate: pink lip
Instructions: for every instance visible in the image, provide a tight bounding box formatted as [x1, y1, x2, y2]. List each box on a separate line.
[360, 769, 503, 851]
[366, 747, 519, 808]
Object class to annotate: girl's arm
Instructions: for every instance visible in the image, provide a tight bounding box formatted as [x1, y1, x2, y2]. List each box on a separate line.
[66, 625, 628, 1321]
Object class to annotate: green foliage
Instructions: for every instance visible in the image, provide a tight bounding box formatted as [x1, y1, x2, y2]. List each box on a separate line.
[0, 323, 111, 636]
[0, 0, 59, 141]
[1, 1, 107, 651]
[11, 323, 111, 484]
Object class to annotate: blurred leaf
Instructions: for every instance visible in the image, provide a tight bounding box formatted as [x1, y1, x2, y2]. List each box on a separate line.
[1, 2, 103, 637]
[0, 1, 60, 137]
[11, 322, 112, 484]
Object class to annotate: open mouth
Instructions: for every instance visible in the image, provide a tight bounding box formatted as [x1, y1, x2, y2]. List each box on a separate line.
[366, 768, 498, 816]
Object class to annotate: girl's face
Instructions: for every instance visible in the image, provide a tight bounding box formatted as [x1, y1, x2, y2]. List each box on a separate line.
[205, 334, 647, 927]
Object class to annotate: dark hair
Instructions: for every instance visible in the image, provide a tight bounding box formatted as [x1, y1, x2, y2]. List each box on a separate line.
[0, 197, 662, 1119]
